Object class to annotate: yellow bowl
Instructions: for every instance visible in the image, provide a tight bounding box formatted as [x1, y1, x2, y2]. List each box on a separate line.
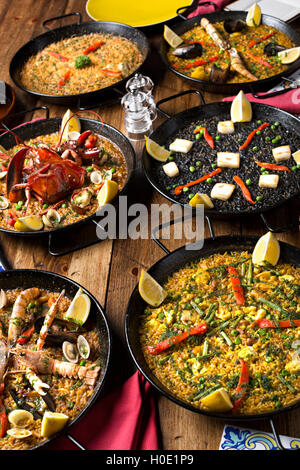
[86, 0, 192, 28]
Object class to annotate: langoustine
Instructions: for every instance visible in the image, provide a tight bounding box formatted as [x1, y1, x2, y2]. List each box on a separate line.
[7, 287, 40, 347]
[200, 17, 230, 50]
[229, 48, 258, 81]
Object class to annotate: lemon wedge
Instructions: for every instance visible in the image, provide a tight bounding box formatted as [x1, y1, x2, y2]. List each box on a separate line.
[252, 232, 280, 266]
[64, 288, 91, 326]
[200, 388, 233, 412]
[138, 270, 167, 307]
[230, 90, 252, 123]
[60, 109, 81, 142]
[41, 411, 69, 438]
[145, 136, 170, 162]
[14, 215, 43, 232]
[278, 47, 300, 64]
[0, 144, 7, 154]
[163, 25, 183, 48]
[7, 428, 32, 439]
[246, 3, 261, 27]
[97, 179, 119, 206]
[292, 149, 300, 164]
[189, 193, 214, 209]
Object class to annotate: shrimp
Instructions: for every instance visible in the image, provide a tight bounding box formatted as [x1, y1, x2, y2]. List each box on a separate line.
[36, 289, 65, 351]
[8, 287, 40, 346]
[17, 349, 100, 387]
[229, 48, 258, 81]
[200, 17, 229, 50]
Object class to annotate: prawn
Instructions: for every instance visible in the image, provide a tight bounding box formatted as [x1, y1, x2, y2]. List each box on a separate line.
[8, 287, 40, 346]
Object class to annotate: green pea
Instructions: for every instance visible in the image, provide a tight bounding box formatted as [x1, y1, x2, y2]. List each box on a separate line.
[61, 203, 67, 208]
[166, 186, 171, 190]
[206, 178, 213, 183]
[215, 136, 220, 141]
[256, 195, 263, 201]
[260, 167, 266, 172]
[86, 166, 93, 172]
[231, 329, 239, 336]
[291, 166, 297, 172]
[234, 337, 241, 345]
[257, 120, 262, 124]
[262, 171, 269, 175]
[189, 166, 195, 173]
[272, 138, 277, 144]
[256, 130, 261, 135]
[281, 369, 289, 376]
[274, 121, 280, 126]
[252, 146, 258, 152]
[79, 360, 86, 366]
[246, 179, 252, 186]
[194, 297, 201, 304]
[211, 163, 217, 169]
[28, 302, 35, 309]
[195, 133, 202, 140]
[196, 161, 202, 167]
[276, 135, 281, 140]
[188, 193, 194, 199]
[265, 356, 272, 363]
[271, 125, 276, 130]
[172, 184, 176, 188]
[259, 329, 266, 336]
[111, 168, 116, 174]
[183, 187, 189, 193]
[265, 136, 270, 142]
[42, 204, 48, 209]
[237, 138, 242, 143]
[17, 200, 24, 207]
[168, 156, 174, 161]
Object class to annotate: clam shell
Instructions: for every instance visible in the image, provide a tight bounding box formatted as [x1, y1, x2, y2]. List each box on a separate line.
[62, 341, 79, 363]
[8, 409, 34, 428]
[77, 335, 90, 360]
[7, 428, 32, 439]
[0, 196, 9, 210]
[42, 209, 61, 228]
[90, 170, 102, 185]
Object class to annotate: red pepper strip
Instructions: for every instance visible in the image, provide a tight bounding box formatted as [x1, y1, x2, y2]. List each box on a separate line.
[254, 318, 300, 328]
[77, 130, 92, 147]
[239, 122, 269, 150]
[147, 322, 207, 355]
[174, 168, 222, 195]
[1, 164, 7, 172]
[194, 127, 215, 149]
[47, 51, 69, 62]
[233, 175, 256, 205]
[228, 265, 245, 305]
[100, 69, 122, 77]
[83, 40, 104, 55]
[246, 51, 273, 68]
[16, 325, 35, 345]
[232, 359, 249, 411]
[58, 70, 71, 88]
[248, 31, 276, 48]
[179, 55, 219, 69]
[254, 161, 290, 172]
[85, 134, 97, 149]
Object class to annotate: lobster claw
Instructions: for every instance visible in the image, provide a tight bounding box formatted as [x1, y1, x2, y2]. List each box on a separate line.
[6, 148, 28, 202]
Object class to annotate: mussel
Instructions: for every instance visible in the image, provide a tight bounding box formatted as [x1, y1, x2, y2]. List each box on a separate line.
[209, 63, 230, 84]
[172, 42, 203, 59]
[8, 386, 42, 420]
[223, 19, 246, 34]
[34, 317, 81, 346]
[264, 43, 286, 57]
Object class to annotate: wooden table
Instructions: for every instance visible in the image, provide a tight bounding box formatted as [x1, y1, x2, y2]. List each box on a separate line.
[0, 0, 299, 450]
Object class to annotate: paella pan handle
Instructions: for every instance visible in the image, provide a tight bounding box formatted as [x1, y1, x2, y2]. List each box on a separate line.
[151, 214, 215, 254]
[249, 78, 298, 100]
[77, 87, 123, 111]
[1, 106, 50, 132]
[269, 418, 300, 450]
[260, 212, 299, 233]
[42, 12, 82, 31]
[176, 2, 218, 20]
[66, 433, 86, 450]
[156, 89, 205, 119]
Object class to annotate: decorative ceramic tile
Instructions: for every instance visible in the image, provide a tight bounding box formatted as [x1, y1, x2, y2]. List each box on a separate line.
[220, 425, 300, 450]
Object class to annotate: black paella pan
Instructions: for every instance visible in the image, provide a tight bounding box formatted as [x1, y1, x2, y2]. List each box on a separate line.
[9, 12, 150, 107]
[143, 90, 300, 224]
[159, 5, 300, 94]
[125, 227, 300, 450]
[0, 266, 111, 450]
[0, 106, 136, 246]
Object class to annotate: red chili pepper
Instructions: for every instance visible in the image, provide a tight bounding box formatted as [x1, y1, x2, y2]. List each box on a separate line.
[47, 51, 69, 62]
[254, 161, 290, 172]
[58, 70, 71, 88]
[233, 175, 256, 205]
[254, 318, 300, 328]
[99, 69, 122, 77]
[83, 40, 104, 55]
[84, 134, 98, 149]
[77, 130, 92, 147]
[7, 211, 16, 227]
[147, 322, 207, 355]
[174, 168, 222, 195]
[16, 325, 35, 345]
[232, 359, 249, 411]
[194, 127, 215, 149]
[246, 51, 273, 68]
[0, 398, 7, 438]
[239, 123, 269, 150]
[228, 265, 245, 305]
[178, 55, 219, 69]
[248, 31, 276, 48]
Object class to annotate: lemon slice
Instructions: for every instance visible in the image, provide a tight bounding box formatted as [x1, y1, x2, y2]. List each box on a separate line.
[189, 193, 214, 209]
[14, 215, 43, 232]
[230, 90, 252, 123]
[145, 136, 170, 162]
[252, 232, 280, 266]
[138, 270, 167, 307]
[64, 288, 91, 326]
[41, 411, 69, 438]
[292, 149, 300, 164]
[163, 25, 183, 48]
[97, 179, 119, 206]
[200, 388, 233, 412]
[246, 3, 261, 27]
[60, 109, 81, 142]
[7, 428, 32, 439]
[278, 47, 300, 64]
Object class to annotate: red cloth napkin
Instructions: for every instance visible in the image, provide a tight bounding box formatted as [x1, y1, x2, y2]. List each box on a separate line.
[44, 371, 160, 450]
[187, 0, 233, 17]
[222, 88, 300, 114]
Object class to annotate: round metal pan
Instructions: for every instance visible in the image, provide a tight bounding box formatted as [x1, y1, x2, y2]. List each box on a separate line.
[0, 109, 136, 236]
[9, 12, 150, 107]
[125, 234, 300, 446]
[159, 9, 300, 94]
[0, 268, 111, 450]
[142, 90, 300, 218]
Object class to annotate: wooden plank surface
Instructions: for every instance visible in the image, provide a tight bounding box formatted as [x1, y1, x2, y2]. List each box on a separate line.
[0, 0, 299, 450]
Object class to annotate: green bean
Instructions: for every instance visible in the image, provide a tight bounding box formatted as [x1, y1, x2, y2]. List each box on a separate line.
[190, 300, 204, 317]
[191, 384, 220, 402]
[231, 314, 244, 328]
[276, 374, 297, 393]
[158, 355, 171, 365]
[220, 331, 233, 347]
[258, 296, 289, 316]
[203, 340, 209, 355]
[206, 319, 231, 337]
[247, 259, 253, 286]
